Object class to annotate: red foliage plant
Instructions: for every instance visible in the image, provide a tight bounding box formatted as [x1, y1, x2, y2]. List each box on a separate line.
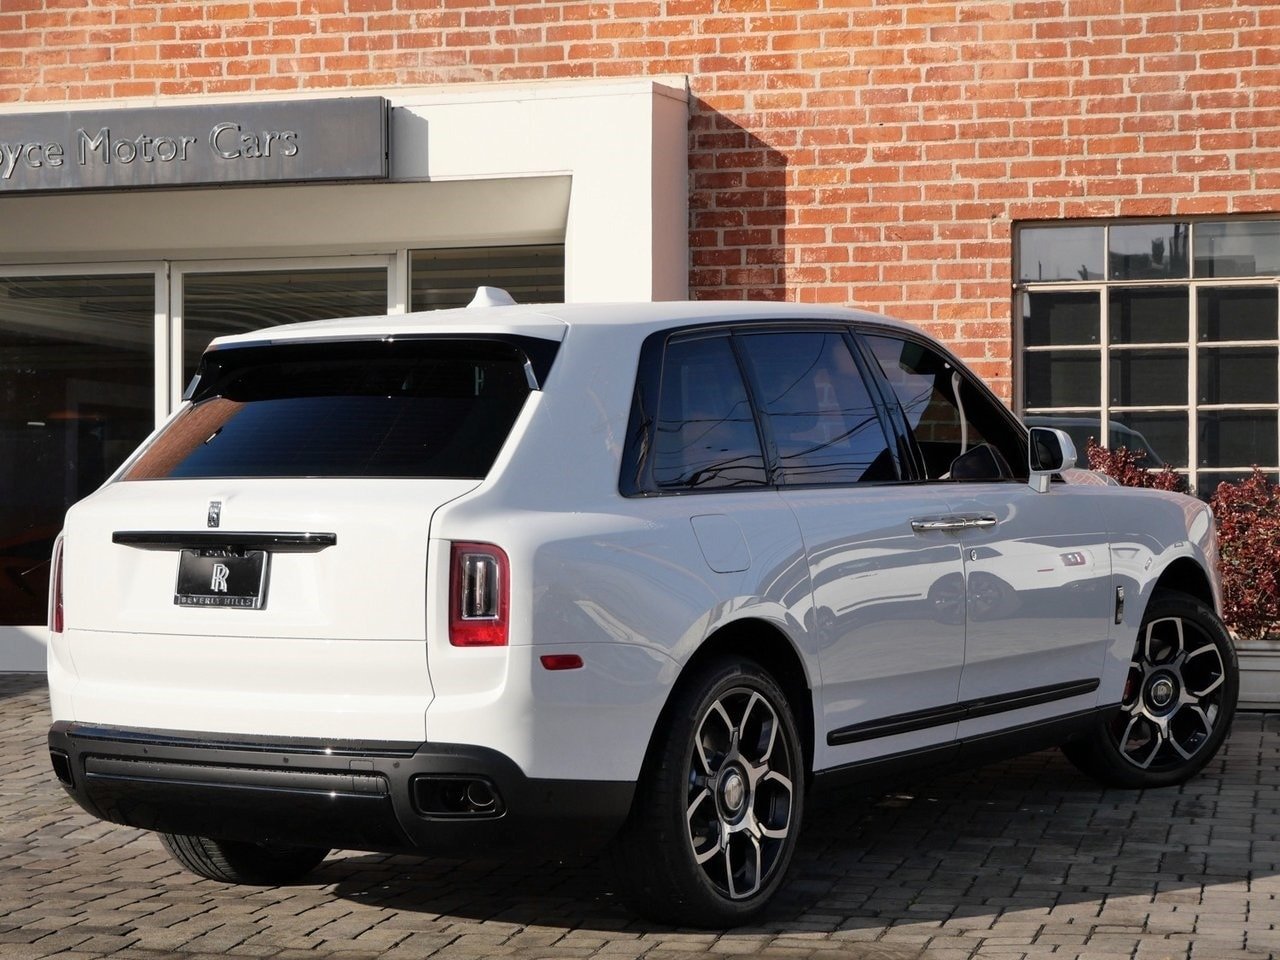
[1086, 442, 1280, 640]
[1208, 469, 1280, 642]
[1084, 441, 1186, 492]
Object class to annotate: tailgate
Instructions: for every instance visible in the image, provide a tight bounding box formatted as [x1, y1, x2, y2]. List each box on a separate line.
[52, 477, 476, 739]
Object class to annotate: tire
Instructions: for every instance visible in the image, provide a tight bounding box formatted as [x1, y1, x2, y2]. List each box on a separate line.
[612, 658, 804, 927]
[159, 833, 329, 885]
[1063, 589, 1238, 789]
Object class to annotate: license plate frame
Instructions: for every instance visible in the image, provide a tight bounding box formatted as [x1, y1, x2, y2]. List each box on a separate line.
[174, 548, 269, 609]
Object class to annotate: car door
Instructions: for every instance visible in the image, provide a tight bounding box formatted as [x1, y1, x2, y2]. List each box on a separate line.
[734, 329, 967, 772]
[860, 331, 1114, 739]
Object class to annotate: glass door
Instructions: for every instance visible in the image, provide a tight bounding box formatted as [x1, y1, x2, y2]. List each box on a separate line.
[0, 266, 162, 637]
[171, 257, 395, 405]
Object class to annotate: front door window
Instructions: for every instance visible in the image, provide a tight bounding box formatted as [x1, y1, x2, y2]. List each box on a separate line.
[862, 333, 1028, 481]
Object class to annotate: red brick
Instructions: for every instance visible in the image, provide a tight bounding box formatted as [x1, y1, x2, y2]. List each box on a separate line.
[1200, 49, 1254, 70]
[1174, 196, 1229, 215]
[1141, 175, 1197, 193]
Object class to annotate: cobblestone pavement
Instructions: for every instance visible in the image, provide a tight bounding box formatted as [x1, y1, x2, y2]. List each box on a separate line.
[4, 674, 1279, 960]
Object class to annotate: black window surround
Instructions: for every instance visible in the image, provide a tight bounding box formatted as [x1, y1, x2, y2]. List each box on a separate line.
[620, 321, 1030, 497]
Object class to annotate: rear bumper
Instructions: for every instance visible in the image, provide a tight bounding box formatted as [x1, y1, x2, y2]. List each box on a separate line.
[48, 721, 633, 858]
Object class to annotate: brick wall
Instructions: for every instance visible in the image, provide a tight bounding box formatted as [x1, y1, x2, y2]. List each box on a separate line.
[3, 0, 1280, 397]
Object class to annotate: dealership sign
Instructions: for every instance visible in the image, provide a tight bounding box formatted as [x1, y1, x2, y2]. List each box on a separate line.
[0, 97, 387, 192]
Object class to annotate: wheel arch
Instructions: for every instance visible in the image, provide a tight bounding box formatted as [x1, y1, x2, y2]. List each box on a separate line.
[1150, 557, 1214, 609]
[641, 618, 816, 784]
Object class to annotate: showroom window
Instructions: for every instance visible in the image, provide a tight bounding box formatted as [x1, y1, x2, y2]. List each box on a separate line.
[1017, 219, 1280, 494]
[411, 244, 565, 311]
[179, 266, 391, 387]
[0, 243, 565, 629]
[0, 273, 155, 626]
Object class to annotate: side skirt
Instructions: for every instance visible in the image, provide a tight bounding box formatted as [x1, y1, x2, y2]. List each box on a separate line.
[827, 678, 1100, 746]
[811, 705, 1119, 797]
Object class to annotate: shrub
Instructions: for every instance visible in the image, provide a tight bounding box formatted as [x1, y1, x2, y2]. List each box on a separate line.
[1084, 440, 1186, 492]
[1208, 470, 1280, 642]
[1085, 442, 1280, 641]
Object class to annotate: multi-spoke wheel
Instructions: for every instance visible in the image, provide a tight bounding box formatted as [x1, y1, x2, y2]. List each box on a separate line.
[612, 658, 804, 926]
[1064, 589, 1238, 789]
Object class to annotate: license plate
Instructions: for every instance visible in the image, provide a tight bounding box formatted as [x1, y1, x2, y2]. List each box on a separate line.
[175, 549, 269, 609]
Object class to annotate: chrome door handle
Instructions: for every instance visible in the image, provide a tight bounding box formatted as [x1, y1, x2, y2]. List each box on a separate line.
[910, 517, 968, 532]
[910, 514, 999, 532]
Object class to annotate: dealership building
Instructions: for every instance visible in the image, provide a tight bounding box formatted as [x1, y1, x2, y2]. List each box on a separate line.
[2, 0, 1278, 700]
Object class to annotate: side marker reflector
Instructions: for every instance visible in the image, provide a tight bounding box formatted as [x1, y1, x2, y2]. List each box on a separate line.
[539, 654, 584, 671]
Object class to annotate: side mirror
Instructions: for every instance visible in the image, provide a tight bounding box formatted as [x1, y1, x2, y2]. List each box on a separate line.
[1028, 426, 1077, 493]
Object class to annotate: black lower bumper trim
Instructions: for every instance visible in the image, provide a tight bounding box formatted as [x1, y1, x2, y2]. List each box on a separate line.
[48, 721, 633, 858]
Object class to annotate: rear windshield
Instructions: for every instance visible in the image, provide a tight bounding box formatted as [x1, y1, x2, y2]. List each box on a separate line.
[123, 338, 539, 480]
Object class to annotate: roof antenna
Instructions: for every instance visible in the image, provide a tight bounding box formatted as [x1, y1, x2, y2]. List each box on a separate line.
[468, 286, 517, 308]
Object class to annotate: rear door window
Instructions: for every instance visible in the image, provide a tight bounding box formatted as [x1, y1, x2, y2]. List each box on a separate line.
[123, 339, 541, 480]
[737, 331, 898, 485]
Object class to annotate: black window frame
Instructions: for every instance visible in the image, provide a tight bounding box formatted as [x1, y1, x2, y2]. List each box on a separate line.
[620, 320, 1027, 497]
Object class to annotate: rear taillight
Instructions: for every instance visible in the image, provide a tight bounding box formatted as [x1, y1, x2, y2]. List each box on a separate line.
[50, 538, 65, 634]
[449, 542, 509, 647]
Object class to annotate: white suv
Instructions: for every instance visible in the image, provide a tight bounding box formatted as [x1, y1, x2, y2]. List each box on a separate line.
[47, 295, 1238, 926]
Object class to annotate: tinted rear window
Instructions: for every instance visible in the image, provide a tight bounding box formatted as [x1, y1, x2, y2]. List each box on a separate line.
[124, 339, 538, 480]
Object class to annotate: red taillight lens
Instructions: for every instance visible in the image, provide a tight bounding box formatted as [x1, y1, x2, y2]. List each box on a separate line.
[449, 542, 509, 647]
[50, 538, 65, 634]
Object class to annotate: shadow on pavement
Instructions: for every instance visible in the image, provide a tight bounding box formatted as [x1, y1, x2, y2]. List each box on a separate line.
[0, 672, 47, 700]
[324, 717, 1278, 934]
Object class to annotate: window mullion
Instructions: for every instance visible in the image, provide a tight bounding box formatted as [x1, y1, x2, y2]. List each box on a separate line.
[1189, 284, 1199, 493]
[1100, 286, 1110, 450]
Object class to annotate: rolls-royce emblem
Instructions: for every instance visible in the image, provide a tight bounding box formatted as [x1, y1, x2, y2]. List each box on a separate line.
[208, 501, 222, 528]
[210, 563, 230, 593]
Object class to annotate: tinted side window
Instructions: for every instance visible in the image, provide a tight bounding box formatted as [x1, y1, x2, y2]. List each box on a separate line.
[651, 336, 767, 490]
[864, 333, 1027, 481]
[738, 332, 897, 485]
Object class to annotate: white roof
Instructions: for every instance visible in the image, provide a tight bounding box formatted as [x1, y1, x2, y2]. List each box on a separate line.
[208, 300, 921, 350]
